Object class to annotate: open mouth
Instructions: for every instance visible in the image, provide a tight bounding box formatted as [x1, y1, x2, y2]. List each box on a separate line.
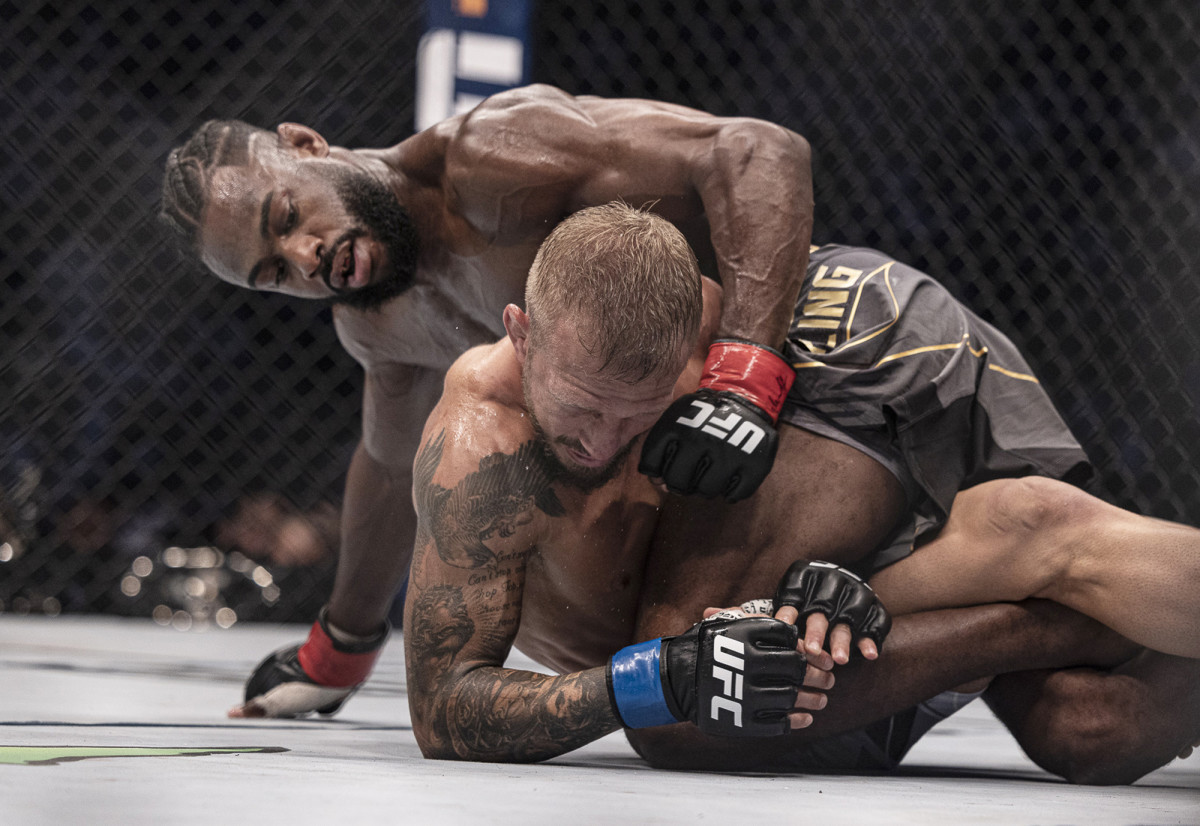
[328, 240, 356, 291]
[324, 235, 370, 292]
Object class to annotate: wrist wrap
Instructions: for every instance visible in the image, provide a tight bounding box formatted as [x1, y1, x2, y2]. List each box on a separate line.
[296, 607, 389, 688]
[699, 340, 795, 422]
[607, 638, 678, 729]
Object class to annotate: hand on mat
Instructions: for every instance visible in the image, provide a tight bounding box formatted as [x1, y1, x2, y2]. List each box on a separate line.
[228, 607, 389, 719]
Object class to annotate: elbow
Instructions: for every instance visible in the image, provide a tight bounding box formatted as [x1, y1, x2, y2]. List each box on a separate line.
[411, 709, 545, 765]
[412, 716, 458, 761]
[412, 721, 489, 763]
[716, 119, 810, 174]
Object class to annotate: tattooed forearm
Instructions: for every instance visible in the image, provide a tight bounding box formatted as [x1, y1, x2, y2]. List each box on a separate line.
[432, 667, 620, 763]
[408, 431, 607, 763]
[414, 431, 565, 569]
[407, 584, 476, 695]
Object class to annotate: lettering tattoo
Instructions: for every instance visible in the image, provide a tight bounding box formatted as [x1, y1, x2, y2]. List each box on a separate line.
[414, 430, 566, 568]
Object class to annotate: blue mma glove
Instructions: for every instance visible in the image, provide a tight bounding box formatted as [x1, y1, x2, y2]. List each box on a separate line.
[607, 615, 805, 737]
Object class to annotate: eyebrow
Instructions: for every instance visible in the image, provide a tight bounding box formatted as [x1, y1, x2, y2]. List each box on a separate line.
[245, 191, 275, 288]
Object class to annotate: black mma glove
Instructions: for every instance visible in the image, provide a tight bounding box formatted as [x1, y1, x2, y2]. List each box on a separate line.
[606, 615, 805, 737]
[774, 560, 892, 650]
[639, 340, 795, 502]
[242, 606, 390, 717]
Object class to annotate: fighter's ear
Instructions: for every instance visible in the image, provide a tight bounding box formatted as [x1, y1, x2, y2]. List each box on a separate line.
[275, 123, 330, 158]
[503, 304, 531, 364]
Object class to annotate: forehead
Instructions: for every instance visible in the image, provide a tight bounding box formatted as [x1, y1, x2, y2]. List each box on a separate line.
[197, 133, 281, 283]
[532, 323, 682, 409]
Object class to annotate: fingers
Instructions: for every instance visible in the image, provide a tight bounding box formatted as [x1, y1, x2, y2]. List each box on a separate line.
[802, 662, 835, 690]
[828, 623, 854, 665]
[789, 711, 814, 729]
[793, 688, 828, 712]
[227, 702, 266, 719]
[789, 611, 879, 664]
[802, 646, 835, 672]
[788, 688, 829, 729]
[857, 636, 879, 660]
[803, 612, 829, 657]
[774, 604, 799, 625]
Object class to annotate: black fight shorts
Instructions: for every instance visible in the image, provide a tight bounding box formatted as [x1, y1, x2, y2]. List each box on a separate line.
[780, 244, 1092, 576]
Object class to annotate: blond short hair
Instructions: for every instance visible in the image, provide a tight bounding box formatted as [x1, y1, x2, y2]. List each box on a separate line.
[526, 202, 702, 382]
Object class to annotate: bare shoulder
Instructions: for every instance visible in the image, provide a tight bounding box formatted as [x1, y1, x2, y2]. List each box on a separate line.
[419, 340, 533, 485]
[392, 88, 575, 184]
[446, 85, 712, 155]
[414, 340, 562, 570]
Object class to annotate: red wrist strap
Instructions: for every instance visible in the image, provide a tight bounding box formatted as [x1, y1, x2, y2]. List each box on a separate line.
[297, 618, 385, 688]
[699, 340, 796, 421]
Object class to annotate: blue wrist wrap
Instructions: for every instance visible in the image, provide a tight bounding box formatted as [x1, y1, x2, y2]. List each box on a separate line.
[608, 638, 678, 729]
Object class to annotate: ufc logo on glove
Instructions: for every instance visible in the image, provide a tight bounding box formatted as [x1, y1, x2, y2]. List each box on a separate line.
[639, 340, 794, 500]
[675, 400, 766, 454]
[607, 615, 804, 737]
[709, 634, 746, 728]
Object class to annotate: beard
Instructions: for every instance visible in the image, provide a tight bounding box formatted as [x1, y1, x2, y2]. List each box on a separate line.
[522, 381, 636, 492]
[320, 167, 419, 311]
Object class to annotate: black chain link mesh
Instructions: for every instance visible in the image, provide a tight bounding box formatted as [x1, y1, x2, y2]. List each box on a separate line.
[2, 0, 1197, 624]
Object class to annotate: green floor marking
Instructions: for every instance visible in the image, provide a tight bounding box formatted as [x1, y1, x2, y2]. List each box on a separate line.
[0, 746, 287, 766]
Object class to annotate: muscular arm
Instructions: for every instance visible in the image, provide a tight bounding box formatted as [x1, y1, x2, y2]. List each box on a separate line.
[405, 430, 620, 763]
[325, 365, 443, 634]
[444, 85, 813, 347]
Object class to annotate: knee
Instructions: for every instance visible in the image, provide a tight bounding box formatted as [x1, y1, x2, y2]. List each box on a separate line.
[979, 478, 1098, 582]
[984, 477, 1092, 536]
[1020, 674, 1153, 785]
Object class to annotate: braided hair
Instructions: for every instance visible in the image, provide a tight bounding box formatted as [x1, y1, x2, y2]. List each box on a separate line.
[159, 119, 264, 251]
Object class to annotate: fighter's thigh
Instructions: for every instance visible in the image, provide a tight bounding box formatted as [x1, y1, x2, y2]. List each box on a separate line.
[636, 424, 907, 637]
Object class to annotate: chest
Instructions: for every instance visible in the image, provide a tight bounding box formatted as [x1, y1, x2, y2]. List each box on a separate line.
[334, 243, 536, 370]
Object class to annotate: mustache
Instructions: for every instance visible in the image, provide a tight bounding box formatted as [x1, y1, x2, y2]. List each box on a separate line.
[554, 434, 586, 452]
[318, 230, 363, 293]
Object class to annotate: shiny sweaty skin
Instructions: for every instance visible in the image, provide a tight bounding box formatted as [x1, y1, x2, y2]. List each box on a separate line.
[404, 279, 820, 760]
[195, 86, 813, 717]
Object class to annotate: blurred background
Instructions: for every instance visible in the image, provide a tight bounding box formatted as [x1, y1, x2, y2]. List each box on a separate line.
[2, 0, 1197, 627]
